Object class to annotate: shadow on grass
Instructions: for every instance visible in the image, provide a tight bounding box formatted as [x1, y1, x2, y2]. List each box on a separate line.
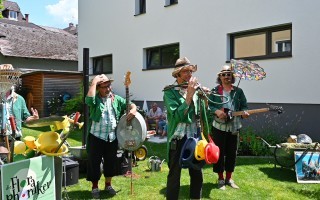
[259, 166, 296, 182]
[289, 186, 320, 199]
[157, 182, 215, 199]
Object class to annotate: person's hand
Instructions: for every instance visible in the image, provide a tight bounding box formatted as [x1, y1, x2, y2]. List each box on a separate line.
[30, 108, 39, 120]
[186, 77, 198, 104]
[242, 110, 250, 119]
[215, 109, 227, 119]
[126, 109, 137, 121]
[93, 74, 109, 85]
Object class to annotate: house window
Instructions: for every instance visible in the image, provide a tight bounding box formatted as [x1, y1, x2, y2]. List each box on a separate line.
[146, 43, 179, 70]
[9, 11, 17, 20]
[165, 0, 178, 6]
[230, 24, 292, 60]
[135, 0, 146, 15]
[92, 55, 112, 74]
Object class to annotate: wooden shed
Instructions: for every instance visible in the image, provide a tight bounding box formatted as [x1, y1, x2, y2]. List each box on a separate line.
[20, 70, 83, 117]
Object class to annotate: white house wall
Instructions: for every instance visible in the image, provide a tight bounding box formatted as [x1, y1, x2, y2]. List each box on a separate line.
[78, 0, 320, 104]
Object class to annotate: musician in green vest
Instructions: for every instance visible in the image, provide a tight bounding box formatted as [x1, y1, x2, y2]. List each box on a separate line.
[208, 65, 249, 190]
[163, 57, 204, 200]
[85, 74, 137, 199]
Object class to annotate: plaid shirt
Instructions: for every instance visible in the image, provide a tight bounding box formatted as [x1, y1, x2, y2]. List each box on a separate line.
[90, 96, 117, 142]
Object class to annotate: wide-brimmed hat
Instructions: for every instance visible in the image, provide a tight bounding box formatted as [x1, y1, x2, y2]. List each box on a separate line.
[217, 64, 233, 76]
[172, 57, 197, 78]
[97, 76, 114, 85]
[194, 139, 208, 161]
[179, 137, 206, 170]
[204, 135, 220, 164]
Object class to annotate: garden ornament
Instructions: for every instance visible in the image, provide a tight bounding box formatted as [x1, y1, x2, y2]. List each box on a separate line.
[297, 134, 312, 144]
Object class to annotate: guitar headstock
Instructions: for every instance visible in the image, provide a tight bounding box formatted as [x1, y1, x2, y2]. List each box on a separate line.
[269, 105, 283, 114]
[124, 71, 131, 87]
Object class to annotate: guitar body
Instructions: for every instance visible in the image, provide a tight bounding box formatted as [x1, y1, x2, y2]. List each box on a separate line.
[116, 112, 147, 151]
[116, 71, 147, 151]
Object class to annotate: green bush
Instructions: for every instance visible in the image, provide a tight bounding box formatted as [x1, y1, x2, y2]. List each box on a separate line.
[63, 86, 84, 115]
[238, 127, 284, 156]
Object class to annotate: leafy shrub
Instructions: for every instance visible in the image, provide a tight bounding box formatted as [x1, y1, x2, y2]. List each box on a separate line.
[238, 127, 284, 156]
[63, 89, 84, 115]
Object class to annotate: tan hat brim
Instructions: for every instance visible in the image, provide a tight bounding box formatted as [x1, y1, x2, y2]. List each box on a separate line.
[97, 78, 114, 86]
[172, 65, 197, 77]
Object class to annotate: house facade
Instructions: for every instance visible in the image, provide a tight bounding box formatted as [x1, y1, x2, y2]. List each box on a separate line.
[78, 1, 320, 140]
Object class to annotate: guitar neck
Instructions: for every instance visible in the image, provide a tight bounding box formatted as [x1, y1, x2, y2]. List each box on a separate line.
[232, 108, 270, 117]
[125, 87, 130, 115]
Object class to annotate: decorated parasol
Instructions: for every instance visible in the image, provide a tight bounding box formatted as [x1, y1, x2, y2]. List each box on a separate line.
[230, 59, 266, 81]
[227, 59, 266, 107]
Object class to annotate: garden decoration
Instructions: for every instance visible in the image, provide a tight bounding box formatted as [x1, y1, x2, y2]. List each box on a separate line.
[259, 136, 320, 169]
[13, 113, 83, 160]
[0, 64, 22, 163]
[229, 59, 266, 104]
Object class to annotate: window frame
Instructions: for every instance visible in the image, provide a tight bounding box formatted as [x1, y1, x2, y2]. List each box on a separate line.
[9, 11, 18, 20]
[135, 0, 146, 16]
[165, 0, 178, 7]
[92, 54, 113, 75]
[145, 43, 180, 70]
[229, 24, 292, 61]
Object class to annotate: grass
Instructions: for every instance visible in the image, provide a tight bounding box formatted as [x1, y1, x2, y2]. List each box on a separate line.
[22, 126, 320, 200]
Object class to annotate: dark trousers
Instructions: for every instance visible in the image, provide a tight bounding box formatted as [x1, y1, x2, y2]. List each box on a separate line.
[86, 134, 118, 182]
[211, 127, 238, 173]
[166, 136, 203, 200]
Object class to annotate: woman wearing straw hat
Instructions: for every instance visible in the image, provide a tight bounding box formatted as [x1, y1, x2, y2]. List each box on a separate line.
[163, 57, 203, 200]
[208, 65, 249, 190]
[85, 74, 137, 198]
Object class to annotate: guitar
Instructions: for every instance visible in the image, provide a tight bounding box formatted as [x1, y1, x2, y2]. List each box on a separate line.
[214, 105, 283, 123]
[116, 72, 147, 151]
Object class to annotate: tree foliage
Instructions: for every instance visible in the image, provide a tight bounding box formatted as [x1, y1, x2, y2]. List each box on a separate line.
[0, 0, 4, 18]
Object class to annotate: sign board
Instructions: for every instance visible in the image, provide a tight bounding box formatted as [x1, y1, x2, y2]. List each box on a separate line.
[294, 151, 320, 183]
[1, 156, 56, 200]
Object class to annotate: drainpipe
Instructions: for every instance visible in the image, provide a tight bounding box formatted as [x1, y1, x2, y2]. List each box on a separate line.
[83, 48, 89, 146]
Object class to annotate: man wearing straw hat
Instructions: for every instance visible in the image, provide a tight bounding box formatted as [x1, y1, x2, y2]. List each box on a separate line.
[0, 64, 39, 140]
[163, 57, 203, 200]
[208, 64, 249, 190]
[85, 74, 137, 199]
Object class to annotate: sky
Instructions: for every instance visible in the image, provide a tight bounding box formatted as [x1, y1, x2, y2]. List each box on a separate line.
[13, 0, 78, 29]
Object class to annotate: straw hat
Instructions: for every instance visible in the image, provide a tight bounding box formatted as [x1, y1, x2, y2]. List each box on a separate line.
[95, 76, 114, 87]
[172, 57, 197, 78]
[0, 64, 14, 70]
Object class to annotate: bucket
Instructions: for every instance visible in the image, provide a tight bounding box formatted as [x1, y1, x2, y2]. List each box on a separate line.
[148, 156, 165, 172]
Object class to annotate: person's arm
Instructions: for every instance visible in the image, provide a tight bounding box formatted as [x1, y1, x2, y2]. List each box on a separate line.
[238, 88, 249, 118]
[163, 89, 195, 124]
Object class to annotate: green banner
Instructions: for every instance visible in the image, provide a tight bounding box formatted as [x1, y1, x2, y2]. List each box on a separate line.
[1, 156, 56, 200]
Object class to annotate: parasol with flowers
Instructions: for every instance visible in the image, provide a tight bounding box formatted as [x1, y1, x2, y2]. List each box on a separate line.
[230, 59, 266, 81]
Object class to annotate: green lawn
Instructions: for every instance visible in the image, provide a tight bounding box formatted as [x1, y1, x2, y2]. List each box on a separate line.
[22, 126, 319, 200]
